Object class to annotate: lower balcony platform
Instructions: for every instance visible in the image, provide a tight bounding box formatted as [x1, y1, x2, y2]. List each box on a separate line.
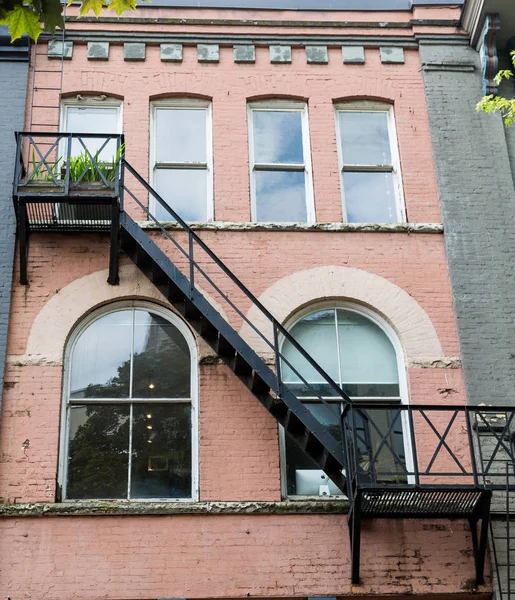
[357, 486, 489, 519]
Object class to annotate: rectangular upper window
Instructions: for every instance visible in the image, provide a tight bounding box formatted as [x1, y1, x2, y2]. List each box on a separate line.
[150, 99, 213, 222]
[335, 102, 405, 223]
[248, 102, 314, 223]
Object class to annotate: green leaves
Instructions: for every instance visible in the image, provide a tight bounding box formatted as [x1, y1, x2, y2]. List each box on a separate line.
[477, 51, 515, 127]
[107, 0, 136, 17]
[0, 0, 145, 41]
[0, 5, 43, 41]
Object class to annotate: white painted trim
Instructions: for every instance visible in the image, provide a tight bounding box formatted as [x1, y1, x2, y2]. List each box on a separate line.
[334, 102, 406, 224]
[59, 300, 199, 502]
[278, 301, 412, 499]
[60, 96, 123, 135]
[247, 101, 315, 224]
[149, 99, 214, 222]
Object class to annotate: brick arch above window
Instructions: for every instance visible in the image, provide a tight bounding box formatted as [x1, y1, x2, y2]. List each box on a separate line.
[21, 264, 225, 366]
[239, 265, 449, 366]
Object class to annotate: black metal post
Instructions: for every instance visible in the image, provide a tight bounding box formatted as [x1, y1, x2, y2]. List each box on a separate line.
[108, 199, 120, 285]
[189, 231, 195, 299]
[350, 491, 362, 584]
[18, 200, 29, 285]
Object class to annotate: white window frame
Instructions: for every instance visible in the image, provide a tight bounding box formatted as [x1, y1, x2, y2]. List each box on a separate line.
[150, 98, 214, 222]
[247, 100, 315, 224]
[334, 101, 406, 224]
[58, 300, 199, 503]
[278, 300, 412, 499]
[60, 96, 123, 137]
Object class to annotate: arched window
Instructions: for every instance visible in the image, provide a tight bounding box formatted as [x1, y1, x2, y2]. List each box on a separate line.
[60, 302, 198, 501]
[281, 306, 406, 497]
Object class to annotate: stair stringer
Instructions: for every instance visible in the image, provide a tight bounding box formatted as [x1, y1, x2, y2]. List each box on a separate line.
[120, 212, 346, 493]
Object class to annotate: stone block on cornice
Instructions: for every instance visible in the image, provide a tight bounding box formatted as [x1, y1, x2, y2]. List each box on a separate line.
[380, 47, 405, 64]
[198, 44, 220, 62]
[342, 46, 365, 64]
[306, 46, 328, 64]
[161, 43, 183, 62]
[87, 42, 109, 60]
[124, 43, 146, 61]
[270, 45, 292, 63]
[48, 40, 73, 59]
[234, 45, 256, 63]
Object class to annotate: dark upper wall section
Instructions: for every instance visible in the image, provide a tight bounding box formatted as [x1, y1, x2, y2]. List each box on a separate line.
[137, 0, 464, 9]
[0, 27, 28, 413]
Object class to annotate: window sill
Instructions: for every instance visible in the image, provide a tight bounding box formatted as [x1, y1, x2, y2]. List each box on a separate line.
[137, 221, 443, 234]
[0, 499, 349, 518]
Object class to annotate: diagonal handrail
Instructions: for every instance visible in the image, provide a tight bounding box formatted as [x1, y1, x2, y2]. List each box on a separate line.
[121, 159, 353, 415]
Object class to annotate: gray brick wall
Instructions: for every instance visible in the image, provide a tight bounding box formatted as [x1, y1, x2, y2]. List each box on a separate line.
[0, 58, 28, 408]
[420, 43, 515, 406]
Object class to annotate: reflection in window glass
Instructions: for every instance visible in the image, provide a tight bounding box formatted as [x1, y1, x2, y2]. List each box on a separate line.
[253, 111, 304, 164]
[337, 107, 402, 224]
[131, 404, 192, 498]
[67, 404, 130, 500]
[154, 168, 208, 222]
[282, 308, 404, 496]
[250, 105, 311, 223]
[65, 307, 194, 500]
[65, 106, 120, 160]
[155, 109, 206, 163]
[344, 172, 396, 223]
[152, 104, 211, 223]
[339, 112, 391, 166]
[255, 171, 307, 222]
[133, 311, 191, 398]
[70, 311, 132, 399]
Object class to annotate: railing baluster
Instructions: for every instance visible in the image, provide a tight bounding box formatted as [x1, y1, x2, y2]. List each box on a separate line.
[188, 231, 195, 299]
[273, 322, 283, 399]
[407, 407, 420, 485]
[465, 406, 479, 487]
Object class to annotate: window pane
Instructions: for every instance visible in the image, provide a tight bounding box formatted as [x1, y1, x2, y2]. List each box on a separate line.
[285, 402, 343, 496]
[253, 110, 304, 164]
[131, 403, 192, 499]
[337, 310, 399, 398]
[65, 106, 119, 160]
[70, 311, 132, 398]
[155, 108, 207, 163]
[255, 170, 307, 222]
[67, 404, 130, 499]
[339, 111, 392, 166]
[282, 309, 339, 397]
[132, 311, 191, 398]
[154, 168, 208, 222]
[343, 171, 397, 223]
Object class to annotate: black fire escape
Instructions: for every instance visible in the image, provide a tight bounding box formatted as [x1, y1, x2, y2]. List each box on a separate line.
[12, 132, 515, 590]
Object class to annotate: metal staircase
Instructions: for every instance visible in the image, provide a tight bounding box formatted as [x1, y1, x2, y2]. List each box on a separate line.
[118, 161, 349, 491]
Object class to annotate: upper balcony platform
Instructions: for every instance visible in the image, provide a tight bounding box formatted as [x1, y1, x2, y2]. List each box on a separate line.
[13, 132, 124, 284]
[13, 131, 124, 233]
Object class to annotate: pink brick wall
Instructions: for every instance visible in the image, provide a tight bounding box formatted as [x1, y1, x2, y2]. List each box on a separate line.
[0, 515, 481, 599]
[0, 6, 480, 599]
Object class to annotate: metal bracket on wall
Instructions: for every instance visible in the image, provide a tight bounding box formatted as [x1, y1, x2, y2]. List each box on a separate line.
[478, 13, 501, 96]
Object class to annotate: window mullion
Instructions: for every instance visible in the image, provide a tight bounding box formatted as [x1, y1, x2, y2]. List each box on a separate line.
[334, 309, 343, 391]
[128, 403, 133, 500]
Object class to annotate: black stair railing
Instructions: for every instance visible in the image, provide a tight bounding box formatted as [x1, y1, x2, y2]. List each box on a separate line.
[119, 160, 353, 490]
